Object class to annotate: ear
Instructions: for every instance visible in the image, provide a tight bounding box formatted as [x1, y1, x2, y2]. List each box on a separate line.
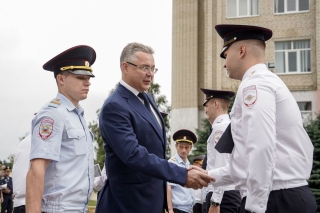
[214, 99, 219, 108]
[56, 74, 65, 85]
[239, 45, 246, 58]
[121, 62, 128, 74]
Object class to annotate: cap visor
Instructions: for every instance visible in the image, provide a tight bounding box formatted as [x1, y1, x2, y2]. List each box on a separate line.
[67, 70, 95, 77]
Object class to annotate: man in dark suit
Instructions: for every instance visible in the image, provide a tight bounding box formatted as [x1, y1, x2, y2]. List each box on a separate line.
[96, 42, 213, 213]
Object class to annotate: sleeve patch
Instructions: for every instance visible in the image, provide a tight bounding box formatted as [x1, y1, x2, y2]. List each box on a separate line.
[39, 118, 54, 140]
[214, 130, 224, 144]
[243, 85, 257, 108]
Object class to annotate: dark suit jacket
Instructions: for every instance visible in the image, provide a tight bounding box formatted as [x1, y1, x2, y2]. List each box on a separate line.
[95, 84, 187, 213]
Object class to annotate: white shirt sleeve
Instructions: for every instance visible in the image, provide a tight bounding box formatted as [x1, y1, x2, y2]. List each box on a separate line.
[93, 165, 107, 192]
[242, 83, 276, 213]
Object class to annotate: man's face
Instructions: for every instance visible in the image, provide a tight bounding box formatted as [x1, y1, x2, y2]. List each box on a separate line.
[223, 43, 240, 80]
[125, 51, 155, 92]
[205, 99, 216, 124]
[176, 142, 192, 159]
[59, 73, 91, 104]
[4, 171, 10, 177]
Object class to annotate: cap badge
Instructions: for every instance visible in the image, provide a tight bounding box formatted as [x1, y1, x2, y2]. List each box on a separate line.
[183, 136, 186, 139]
[85, 61, 90, 67]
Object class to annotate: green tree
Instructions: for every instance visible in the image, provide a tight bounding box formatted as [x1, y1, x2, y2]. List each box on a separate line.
[305, 115, 320, 212]
[88, 109, 105, 169]
[88, 82, 171, 168]
[188, 119, 211, 162]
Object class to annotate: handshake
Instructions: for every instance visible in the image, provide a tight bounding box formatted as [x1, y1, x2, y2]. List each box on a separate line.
[184, 165, 214, 189]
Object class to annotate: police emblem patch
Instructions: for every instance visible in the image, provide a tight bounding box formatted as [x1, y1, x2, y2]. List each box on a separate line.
[214, 130, 224, 144]
[39, 118, 54, 140]
[243, 85, 257, 108]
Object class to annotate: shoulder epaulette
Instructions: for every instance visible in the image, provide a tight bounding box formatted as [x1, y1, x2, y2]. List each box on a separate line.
[48, 98, 61, 108]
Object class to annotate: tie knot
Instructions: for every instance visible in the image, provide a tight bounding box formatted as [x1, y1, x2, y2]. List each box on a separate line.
[138, 92, 151, 112]
[138, 92, 147, 100]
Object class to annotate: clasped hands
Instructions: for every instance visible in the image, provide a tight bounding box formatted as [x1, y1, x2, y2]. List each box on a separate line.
[185, 165, 215, 189]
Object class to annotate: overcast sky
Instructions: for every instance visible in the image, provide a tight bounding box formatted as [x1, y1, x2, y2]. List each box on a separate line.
[0, 0, 172, 161]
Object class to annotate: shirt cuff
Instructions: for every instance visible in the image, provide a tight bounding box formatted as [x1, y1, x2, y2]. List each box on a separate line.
[210, 190, 224, 203]
[208, 168, 231, 187]
[245, 192, 268, 213]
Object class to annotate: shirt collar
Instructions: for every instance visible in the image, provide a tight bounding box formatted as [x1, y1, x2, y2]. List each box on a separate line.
[212, 114, 230, 127]
[120, 79, 140, 96]
[56, 93, 84, 116]
[175, 153, 190, 166]
[242, 63, 267, 81]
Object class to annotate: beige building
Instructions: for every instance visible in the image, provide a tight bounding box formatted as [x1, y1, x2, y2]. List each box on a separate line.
[171, 0, 320, 154]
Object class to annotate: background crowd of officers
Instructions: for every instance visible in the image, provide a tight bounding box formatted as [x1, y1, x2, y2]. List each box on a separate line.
[0, 163, 13, 213]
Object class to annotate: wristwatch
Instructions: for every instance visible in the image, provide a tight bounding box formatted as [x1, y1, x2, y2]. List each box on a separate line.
[210, 201, 220, 207]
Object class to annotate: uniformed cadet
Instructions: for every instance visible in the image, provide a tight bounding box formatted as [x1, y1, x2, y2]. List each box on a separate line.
[167, 130, 197, 213]
[200, 88, 240, 213]
[26, 45, 96, 213]
[209, 24, 317, 213]
[1, 166, 13, 213]
[192, 155, 206, 213]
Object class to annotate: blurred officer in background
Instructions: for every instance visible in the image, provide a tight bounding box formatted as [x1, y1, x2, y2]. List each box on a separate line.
[192, 155, 206, 213]
[167, 129, 197, 213]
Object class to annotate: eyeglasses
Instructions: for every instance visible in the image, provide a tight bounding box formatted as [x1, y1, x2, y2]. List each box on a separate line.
[126, 62, 158, 74]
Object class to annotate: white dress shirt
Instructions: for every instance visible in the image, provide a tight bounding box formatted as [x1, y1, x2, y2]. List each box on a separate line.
[13, 134, 31, 207]
[206, 114, 235, 204]
[209, 64, 314, 213]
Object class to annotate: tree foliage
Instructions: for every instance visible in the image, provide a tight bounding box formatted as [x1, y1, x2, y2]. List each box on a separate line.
[305, 115, 320, 212]
[88, 82, 171, 168]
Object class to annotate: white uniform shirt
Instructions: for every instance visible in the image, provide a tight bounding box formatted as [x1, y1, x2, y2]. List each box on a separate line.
[13, 134, 31, 207]
[209, 64, 314, 213]
[168, 154, 195, 213]
[206, 114, 235, 204]
[30, 93, 94, 213]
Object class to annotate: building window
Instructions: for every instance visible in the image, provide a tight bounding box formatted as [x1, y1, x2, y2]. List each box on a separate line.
[275, 40, 311, 74]
[297, 101, 312, 125]
[227, 0, 259, 18]
[274, 0, 309, 14]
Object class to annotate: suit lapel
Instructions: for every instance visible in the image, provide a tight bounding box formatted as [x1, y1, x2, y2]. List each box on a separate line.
[117, 84, 164, 142]
[147, 94, 167, 147]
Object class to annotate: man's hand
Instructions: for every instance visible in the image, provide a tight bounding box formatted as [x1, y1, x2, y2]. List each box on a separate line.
[187, 165, 208, 173]
[209, 205, 220, 213]
[185, 167, 214, 189]
[2, 188, 10, 194]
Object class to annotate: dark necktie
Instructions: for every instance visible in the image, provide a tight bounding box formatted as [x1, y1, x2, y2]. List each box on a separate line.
[138, 92, 152, 112]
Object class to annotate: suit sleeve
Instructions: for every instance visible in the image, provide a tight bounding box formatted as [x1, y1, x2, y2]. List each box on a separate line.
[100, 101, 187, 185]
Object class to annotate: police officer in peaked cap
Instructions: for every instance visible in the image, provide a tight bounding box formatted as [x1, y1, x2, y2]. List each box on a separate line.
[211, 24, 317, 213]
[26, 45, 96, 213]
[167, 129, 197, 213]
